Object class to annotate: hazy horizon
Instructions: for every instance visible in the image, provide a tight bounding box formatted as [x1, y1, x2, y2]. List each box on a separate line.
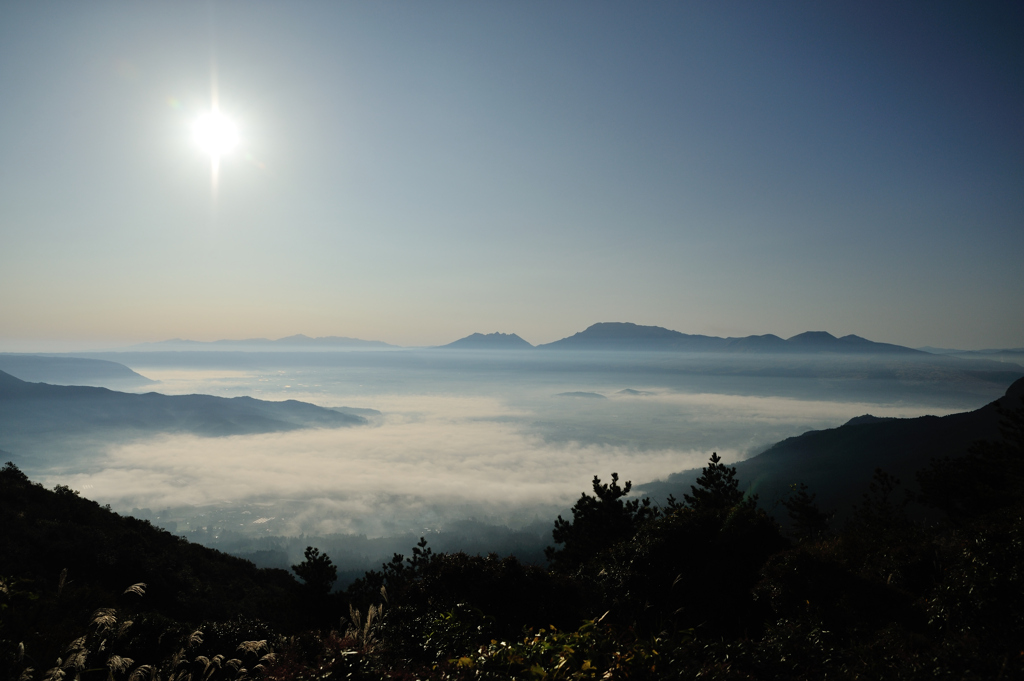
[2, 323, 1024, 355]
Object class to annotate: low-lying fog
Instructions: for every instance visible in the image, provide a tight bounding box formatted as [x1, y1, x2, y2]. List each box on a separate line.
[25, 349, 1015, 577]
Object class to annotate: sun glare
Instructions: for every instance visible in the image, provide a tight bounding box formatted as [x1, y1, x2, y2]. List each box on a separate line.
[193, 111, 239, 158]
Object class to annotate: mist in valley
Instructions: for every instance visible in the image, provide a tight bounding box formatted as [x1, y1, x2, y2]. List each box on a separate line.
[8, 347, 1016, 580]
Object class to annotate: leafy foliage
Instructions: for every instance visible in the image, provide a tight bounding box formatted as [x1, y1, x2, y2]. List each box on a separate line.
[461, 615, 669, 680]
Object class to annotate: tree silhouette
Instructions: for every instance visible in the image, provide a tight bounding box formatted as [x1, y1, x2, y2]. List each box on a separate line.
[606, 453, 786, 634]
[683, 452, 754, 511]
[292, 546, 337, 595]
[545, 473, 657, 572]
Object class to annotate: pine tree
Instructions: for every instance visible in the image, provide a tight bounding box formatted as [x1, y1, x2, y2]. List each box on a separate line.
[292, 546, 337, 595]
[683, 452, 754, 511]
[545, 473, 657, 572]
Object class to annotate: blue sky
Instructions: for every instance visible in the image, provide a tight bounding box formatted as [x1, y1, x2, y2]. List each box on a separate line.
[1, 1, 1021, 349]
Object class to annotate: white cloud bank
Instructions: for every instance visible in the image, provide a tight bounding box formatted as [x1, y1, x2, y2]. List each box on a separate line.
[42, 391, 959, 536]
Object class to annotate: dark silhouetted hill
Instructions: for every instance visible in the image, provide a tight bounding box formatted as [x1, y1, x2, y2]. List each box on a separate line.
[638, 376, 1024, 516]
[0, 462, 309, 632]
[440, 332, 533, 349]
[0, 370, 370, 443]
[0, 354, 156, 388]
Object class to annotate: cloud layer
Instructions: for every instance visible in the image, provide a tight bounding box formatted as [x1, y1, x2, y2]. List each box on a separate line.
[42, 389, 957, 536]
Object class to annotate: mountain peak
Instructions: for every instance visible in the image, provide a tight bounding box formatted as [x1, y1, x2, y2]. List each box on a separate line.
[787, 331, 838, 343]
[538, 322, 721, 350]
[441, 332, 534, 349]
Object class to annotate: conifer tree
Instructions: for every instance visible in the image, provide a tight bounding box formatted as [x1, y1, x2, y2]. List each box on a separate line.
[683, 452, 754, 511]
[293, 546, 337, 595]
[545, 473, 657, 572]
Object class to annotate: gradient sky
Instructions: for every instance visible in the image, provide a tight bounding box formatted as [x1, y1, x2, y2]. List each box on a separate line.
[1, 1, 1021, 350]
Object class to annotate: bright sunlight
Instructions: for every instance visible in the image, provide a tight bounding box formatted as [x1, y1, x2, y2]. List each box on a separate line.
[193, 110, 239, 159]
[193, 109, 239, 195]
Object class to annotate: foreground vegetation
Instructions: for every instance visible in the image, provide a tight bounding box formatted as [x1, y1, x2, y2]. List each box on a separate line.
[2, 394, 1022, 680]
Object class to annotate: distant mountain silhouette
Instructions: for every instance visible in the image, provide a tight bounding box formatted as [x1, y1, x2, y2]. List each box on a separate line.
[0, 370, 371, 444]
[539, 323, 726, 351]
[127, 334, 395, 351]
[784, 331, 922, 354]
[556, 391, 606, 399]
[538, 323, 926, 355]
[638, 376, 1024, 516]
[0, 354, 155, 388]
[721, 334, 792, 352]
[440, 332, 534, 349]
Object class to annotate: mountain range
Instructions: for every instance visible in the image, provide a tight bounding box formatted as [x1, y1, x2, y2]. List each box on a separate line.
[119, 324, 1020, 358]
[534, 323, 925, 354]
[439, 323, 937, 354]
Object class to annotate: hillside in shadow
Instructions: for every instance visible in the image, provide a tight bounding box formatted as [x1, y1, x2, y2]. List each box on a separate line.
[639, 376, 1024, 516]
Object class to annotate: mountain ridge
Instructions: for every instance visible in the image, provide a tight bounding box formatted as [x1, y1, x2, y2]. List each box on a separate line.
[112, 324, 1004, 357]
[538, 323, 927, 354]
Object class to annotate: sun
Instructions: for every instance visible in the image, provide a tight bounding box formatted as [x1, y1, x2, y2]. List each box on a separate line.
[193, 110, 239, 159]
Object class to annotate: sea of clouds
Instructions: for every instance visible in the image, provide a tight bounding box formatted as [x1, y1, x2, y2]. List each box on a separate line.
[42, 367, 961, 537]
